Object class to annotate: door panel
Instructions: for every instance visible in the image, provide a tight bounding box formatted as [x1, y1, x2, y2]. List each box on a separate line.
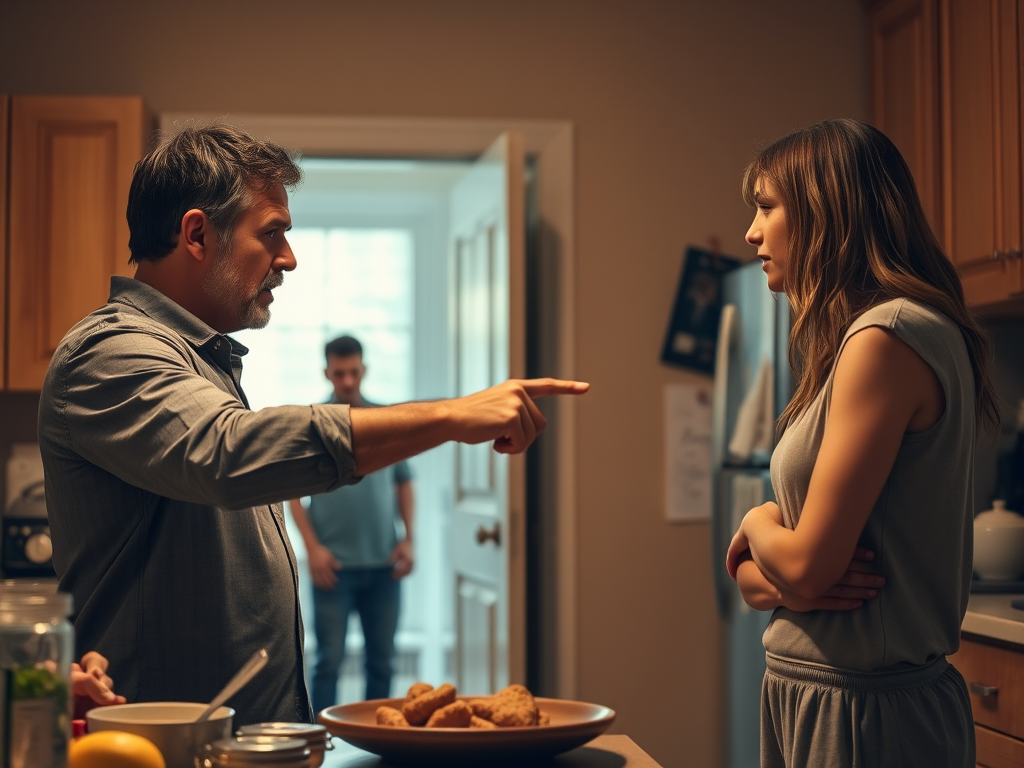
[456, 577, 499, 695]
[448, 133, 525, 693]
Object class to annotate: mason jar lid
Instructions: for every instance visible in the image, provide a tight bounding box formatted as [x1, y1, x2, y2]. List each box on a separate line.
[206, 736, 311, 764]
[0, 581, 71, 616]
[237, 722, 328, 748]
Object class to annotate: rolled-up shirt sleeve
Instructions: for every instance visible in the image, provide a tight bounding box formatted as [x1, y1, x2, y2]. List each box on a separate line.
[49, 317, 359, 510]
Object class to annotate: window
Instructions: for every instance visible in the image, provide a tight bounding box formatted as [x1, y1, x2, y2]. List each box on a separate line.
[234, 227, 414, 409]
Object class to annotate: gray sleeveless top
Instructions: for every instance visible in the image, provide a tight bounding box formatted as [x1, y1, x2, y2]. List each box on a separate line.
[763, 298, 976, 671]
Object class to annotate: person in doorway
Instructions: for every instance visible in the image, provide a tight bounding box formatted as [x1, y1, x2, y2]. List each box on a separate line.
[725, 119, 998, 767]
[289, 336, 414, 711]
[37, 124, 588, 727]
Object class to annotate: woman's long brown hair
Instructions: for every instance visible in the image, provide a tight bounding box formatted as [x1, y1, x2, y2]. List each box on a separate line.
[741, 119, 998, 434]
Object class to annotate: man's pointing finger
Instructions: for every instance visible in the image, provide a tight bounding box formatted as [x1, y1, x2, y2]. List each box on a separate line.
[520, 379, 590, 397]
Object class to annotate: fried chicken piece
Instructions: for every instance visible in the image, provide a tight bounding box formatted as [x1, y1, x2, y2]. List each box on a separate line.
[538, 710, 550, 726]
[470, 715, 498, 729]
[376, 706, 411, 727]
[468, 698, 495, 720]
[405, 682, 434, 701]
[489, 683, 539, 727]
[401, 683, 457, 726]
[425, 700, 473, 728]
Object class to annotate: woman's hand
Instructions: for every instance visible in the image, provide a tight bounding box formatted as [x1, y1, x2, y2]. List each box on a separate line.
[726, 526, 750, 581]
[736, 546, 884, 612]
[779, 547, 884, 611]
[72, 651, 126, 718]
[726, 502, 783, 580]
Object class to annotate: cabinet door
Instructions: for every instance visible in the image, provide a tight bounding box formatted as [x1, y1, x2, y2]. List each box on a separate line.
[976, 723, 1024, 768]
[950, 636, 1024, 740]
[940, 0, 1023, 305]
[868, 0, 942, 235]
[6, 96, 150, 391]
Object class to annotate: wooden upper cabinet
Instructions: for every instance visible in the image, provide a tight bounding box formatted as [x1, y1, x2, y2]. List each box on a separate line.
[6, 96, 152, 391]
[941, 2, 1021, 256]
[1, 96, 9, 391]
[940, 0, 1024, 307]
[868, 0, 1024, 310]
[868, 0, 943, 236]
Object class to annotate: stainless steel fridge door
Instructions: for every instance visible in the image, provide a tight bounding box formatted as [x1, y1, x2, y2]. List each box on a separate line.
[717, 468, 775, 768]
[709, 260, 790, 768]
[721, 260, 782, 466]
[711, 260, 782, 617]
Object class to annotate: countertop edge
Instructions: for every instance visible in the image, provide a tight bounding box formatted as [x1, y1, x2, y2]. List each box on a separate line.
[962, 594, 1024, 646]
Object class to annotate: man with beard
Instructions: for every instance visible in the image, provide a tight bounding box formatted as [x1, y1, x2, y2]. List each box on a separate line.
[37, 125, 587, 726]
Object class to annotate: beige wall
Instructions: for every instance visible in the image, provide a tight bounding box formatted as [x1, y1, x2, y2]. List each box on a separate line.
[0, 2, 867, 764]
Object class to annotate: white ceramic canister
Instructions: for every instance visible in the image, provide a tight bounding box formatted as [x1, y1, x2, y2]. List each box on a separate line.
[973, 500, 1024, 580]
[235, 723, 332, 767]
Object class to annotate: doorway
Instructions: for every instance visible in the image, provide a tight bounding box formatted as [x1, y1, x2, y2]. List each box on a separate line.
[234, 157, 471, 701]
[160, 113, 579, 699]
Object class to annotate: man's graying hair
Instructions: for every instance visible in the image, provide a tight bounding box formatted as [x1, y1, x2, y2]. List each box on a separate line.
[127, 124, 302, 264]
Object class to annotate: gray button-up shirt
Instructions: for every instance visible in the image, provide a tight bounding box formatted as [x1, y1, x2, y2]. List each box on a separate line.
[38, 277, 359, 725]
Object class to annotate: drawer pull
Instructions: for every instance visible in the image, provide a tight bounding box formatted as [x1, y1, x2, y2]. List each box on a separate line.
[969, 682, 998, 697]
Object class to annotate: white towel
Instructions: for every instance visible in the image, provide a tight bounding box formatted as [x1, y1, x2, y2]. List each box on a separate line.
[728, 356, 775, 461]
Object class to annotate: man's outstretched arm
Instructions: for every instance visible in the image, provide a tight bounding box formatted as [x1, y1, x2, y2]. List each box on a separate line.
[349, 379, 589, 475]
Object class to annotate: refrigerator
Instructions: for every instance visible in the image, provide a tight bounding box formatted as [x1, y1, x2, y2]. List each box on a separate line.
[710, 259, 792, 768]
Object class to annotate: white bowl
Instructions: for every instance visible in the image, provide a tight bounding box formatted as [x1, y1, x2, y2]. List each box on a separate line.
[86, 702, 234, 768]
[974, 501, 1024, 580]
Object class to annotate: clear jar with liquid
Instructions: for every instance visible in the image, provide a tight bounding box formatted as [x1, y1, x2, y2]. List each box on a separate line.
[0, 581, 74, 768]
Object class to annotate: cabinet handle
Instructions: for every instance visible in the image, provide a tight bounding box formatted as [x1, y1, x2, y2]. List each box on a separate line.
[969, 682, 998, 697]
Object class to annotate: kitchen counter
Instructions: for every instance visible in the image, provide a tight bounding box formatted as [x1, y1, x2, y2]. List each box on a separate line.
[962, 592, 1024, 645]
[321, 735, 663, 767]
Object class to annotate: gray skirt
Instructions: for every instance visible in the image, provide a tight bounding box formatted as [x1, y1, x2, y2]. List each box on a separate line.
[761, 654, 974, 768]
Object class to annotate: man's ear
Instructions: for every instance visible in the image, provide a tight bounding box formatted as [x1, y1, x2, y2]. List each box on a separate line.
[180, 209, 212, 262]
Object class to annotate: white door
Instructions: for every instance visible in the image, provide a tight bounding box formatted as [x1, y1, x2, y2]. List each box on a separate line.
[448, 133, 526, 694]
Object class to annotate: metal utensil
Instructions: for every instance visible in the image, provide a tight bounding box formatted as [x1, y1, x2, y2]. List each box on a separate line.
[195, 648, 269, 723]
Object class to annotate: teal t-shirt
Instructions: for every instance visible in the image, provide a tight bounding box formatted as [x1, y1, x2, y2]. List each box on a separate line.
[308, 399, 412, 567]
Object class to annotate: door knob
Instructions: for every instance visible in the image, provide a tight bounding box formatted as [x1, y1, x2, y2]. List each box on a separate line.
[475, 523, 501, 547]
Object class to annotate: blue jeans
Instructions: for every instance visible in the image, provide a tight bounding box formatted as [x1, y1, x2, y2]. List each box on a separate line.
[311, 566, 400, 712]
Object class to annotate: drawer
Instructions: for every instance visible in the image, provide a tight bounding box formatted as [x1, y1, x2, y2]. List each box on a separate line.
[951, 637, 1024, 740]
[976, 724, 1024, 768]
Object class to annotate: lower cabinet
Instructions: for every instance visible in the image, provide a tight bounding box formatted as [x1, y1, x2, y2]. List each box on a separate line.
[950, 634, 1024, 767]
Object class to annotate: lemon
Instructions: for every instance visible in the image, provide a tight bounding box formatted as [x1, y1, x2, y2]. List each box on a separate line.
[69, 730, 166, 768]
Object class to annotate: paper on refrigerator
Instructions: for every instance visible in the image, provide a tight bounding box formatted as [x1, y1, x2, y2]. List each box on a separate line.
[664, 382, 712, 522]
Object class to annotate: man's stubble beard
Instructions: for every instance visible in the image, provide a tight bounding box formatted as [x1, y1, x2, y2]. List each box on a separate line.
[202, 241, 283, 331]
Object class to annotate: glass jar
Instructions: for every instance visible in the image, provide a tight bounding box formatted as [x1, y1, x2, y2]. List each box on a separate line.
[202, 736, 313, 767]
[0, 581, 74, 768]
[235, 723, 333, 768]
